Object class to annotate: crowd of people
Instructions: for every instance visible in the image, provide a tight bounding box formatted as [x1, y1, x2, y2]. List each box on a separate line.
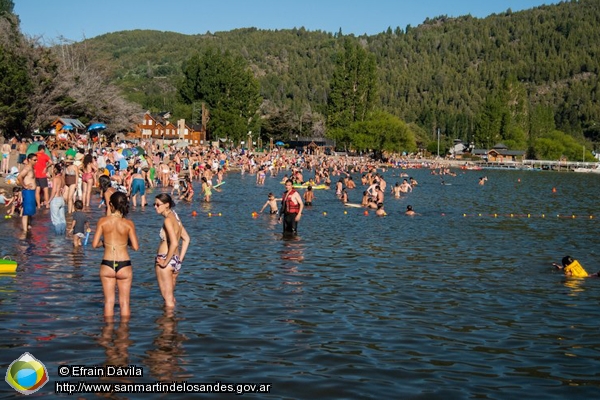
[0, 136, 449, 319]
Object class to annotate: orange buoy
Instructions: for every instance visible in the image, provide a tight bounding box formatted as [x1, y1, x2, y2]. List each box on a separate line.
[552, 187, 557, 193]
[192, 211, 198, 217]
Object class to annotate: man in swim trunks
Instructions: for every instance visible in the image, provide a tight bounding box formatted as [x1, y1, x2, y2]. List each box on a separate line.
[17, 139, 28, 170]
[16, 153, 37, 232]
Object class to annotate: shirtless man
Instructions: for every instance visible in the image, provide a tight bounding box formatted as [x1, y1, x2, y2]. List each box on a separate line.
[17, 139, 28, 171]
[400, 179, 413, 194]
[16, 154, 38, 232]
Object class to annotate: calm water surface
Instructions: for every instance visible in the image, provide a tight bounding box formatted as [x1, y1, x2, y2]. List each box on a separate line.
[1, 168, 600, 399]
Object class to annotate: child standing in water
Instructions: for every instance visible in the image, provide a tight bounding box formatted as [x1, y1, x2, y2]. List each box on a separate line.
[260, 193, 280, 214]
[70, 200, 90, 247]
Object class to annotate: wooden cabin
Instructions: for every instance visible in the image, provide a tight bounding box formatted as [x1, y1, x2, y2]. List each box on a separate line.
[128, 112, 206, 145]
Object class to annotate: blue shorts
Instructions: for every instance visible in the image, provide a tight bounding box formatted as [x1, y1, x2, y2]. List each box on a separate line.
[131, 178, 145, 196]
[22, 189, 36, 216]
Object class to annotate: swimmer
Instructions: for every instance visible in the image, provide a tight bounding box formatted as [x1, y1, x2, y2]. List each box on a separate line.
[553, 255, 600, 278]
[92, 192, 139, 318]
[405, 205, 417, 216]
[375, 203, 387, 216]
[155, 193, 190, 308]
[260, 192, 281, 214]
[303, 185, 315, 206]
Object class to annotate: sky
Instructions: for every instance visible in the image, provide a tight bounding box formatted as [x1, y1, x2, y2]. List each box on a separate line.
[14, 0, 558, 44]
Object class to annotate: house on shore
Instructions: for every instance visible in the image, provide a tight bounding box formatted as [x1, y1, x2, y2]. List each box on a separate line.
[470, 143, 525, 162]
[128, 112, 206, 145]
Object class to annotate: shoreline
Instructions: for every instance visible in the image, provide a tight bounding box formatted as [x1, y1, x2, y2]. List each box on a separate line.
[3, 146, 599, 193]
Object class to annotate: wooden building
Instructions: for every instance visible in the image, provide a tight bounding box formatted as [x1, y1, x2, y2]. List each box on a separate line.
[128, 112, 206, 145]
[471, 143, 525, 162]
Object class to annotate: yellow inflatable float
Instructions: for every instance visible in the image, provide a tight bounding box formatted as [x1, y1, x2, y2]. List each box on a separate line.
[0, 259, 18, 274]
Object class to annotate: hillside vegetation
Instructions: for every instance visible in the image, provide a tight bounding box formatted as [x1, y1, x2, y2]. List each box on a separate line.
[75, 0, 600, 153]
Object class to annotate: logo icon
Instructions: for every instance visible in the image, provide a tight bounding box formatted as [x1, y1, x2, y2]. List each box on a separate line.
[5, 352, 49, 395]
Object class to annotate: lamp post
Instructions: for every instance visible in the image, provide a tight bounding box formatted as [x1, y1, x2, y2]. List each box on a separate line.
[247, 131, 252, 151]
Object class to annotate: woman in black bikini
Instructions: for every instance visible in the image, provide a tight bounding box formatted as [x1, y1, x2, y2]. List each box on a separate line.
[154, 193, 190, 308]
[92, 191, 139, 319]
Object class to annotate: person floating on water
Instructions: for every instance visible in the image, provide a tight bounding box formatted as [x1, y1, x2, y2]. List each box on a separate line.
[553, 256, 600, 278]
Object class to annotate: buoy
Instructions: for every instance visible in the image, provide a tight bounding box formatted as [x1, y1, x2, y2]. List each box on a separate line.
[218, 213, 222, 217]
[518, 178, 521, 183]
[527, 214, 531, 218]
[323, 212, 327, 216]
[463, 213, 466, 217]
[344, 211, 347, 215]
[208, 213, 212, 217]
[552, 187, 557, 193]
[192, 211, 197, 217]
[363, 210, 369, 216]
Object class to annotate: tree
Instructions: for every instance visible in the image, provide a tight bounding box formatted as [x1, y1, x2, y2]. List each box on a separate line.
[0, 0, 14, 16]
[0, 46, 31, 135]
[326, 38, 377, 135]
[179, 48, 262, 142]
[348, 111, 416, 156]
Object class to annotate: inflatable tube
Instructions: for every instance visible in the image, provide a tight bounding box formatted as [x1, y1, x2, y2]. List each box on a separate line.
[0, 259, 18, 274]
[213, 182, 226, 188]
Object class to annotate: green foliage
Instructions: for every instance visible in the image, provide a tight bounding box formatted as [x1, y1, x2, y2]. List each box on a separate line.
[347, 111, 417, 153]
[534, 130, 592, 161]
[0, 47, 31, 134]
[326, 38, 378, 132]
[178, 48, 262, 141]
[0, 0, 14, 15]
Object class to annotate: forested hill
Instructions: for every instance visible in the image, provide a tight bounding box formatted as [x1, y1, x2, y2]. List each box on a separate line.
[78, 0, 600, 146]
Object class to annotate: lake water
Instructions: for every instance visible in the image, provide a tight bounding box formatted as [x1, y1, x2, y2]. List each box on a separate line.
[1, 168, 600, 399]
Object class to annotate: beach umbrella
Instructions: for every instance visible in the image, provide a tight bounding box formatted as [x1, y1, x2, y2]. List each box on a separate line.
[26, 141, 51, 156]
[135, 146, 145, 156]
[87, 123, 107, 132]
[121, 148, 133, 157]
[276, 141, 285, 146]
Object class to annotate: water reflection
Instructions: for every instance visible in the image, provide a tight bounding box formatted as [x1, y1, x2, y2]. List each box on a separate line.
[563, 278, 586, 295]
[143, 309, 188, 380]
[3, 170, 600, 398]
[98, 318, 133, 367]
